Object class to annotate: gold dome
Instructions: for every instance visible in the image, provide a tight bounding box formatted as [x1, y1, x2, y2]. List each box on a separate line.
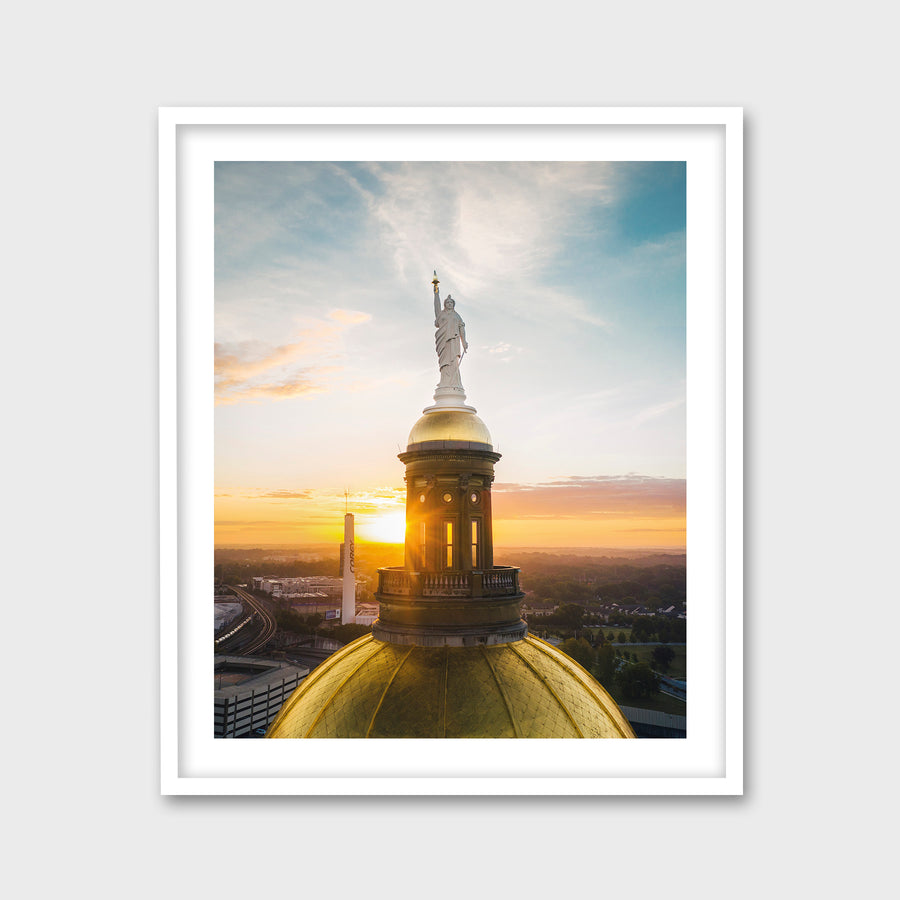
[266, 633, 635, 739]
[407, 408, 493, 448]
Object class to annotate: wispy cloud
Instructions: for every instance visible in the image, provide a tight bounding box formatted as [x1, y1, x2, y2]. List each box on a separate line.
[329, 309, 372, 325]
[215, 369, 330, 406]
[363, 162, 613, 326]
[333, 486, 406, 514]
[480, 341, 523, 363]
[214, 310, 369, 405]
[493, 475, 685, 519]
[228, 486, 406, 512]
[215, 519, 327, 528]
[630, 396, 685, 428]
[253, 490, 314, 499]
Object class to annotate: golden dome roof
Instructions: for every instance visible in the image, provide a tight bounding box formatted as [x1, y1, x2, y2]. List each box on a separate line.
[266, 633, 635, 739]
[407, 408, 493, 448]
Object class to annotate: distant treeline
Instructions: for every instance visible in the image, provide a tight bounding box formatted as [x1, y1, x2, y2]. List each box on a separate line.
[531, 605, 686, 643]
[214, 543, 404, 584]
[215, 557, 338, 583]
[512, 550, 685, 569]
[214, 548, 686, 610]
[521, 564, 686, 608]
[274, 609, 371, 645]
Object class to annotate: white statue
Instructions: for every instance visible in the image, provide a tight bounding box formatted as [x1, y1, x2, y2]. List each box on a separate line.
[432, 272, 468, 388]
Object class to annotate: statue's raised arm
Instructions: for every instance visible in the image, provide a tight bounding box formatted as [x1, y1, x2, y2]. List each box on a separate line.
[433, 270, 441, 322]
[431, 271, 467, 392]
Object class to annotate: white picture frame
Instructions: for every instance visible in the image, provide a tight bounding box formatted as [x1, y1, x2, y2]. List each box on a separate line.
[160, 107, 743, 795]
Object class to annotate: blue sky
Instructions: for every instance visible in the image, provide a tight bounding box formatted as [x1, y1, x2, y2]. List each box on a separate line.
[214, 161, 686, 547]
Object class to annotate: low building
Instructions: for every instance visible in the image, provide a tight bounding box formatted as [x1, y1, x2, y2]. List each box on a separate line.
[521, 603, 557, 618]
[355, 603, 379, 626]
[252, 576, 361, 600]
[288, 599, 341, 617]
[214, 656, 309, 738]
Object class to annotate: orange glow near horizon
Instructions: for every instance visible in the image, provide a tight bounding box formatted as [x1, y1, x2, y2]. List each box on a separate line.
[358, 511, 407, 544]
[214, 493, 685, 550]
[492, 516, 685, 550]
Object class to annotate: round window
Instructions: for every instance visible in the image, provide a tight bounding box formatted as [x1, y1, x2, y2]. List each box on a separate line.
[442, 491, 453, 503]
[418, 493, 426, 503]
[470, 491, 479, 504]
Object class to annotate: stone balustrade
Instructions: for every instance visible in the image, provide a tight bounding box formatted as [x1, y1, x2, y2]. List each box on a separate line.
[377, 566, 520, 599]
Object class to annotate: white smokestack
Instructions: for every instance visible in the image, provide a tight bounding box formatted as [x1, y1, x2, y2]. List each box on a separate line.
[342, 513, 355, 624]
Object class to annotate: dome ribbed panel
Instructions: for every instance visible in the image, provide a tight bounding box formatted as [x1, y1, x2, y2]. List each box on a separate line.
[443, 647, 517, 738]
[490, 642, 581, 738]
[367, 646, 446, 737]
[514, 637, 635, 738]
[307, 641, 412, 738]
[268, 635, 387, 738]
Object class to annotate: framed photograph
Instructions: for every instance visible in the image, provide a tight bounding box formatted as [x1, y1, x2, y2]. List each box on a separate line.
[160, 107, 742, 795]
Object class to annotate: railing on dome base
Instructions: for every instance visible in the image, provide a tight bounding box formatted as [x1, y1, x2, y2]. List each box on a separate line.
[377, 566, 520, 599]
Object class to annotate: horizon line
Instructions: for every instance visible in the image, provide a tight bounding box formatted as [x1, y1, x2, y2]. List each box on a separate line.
[214, 542, 687, 552]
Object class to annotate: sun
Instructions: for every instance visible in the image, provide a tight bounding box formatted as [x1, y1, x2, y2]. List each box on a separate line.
[362, 511, 406, 544]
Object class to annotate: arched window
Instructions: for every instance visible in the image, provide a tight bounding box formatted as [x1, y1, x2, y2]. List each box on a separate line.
[471, 519, 482, 569]
[443, 520, 454, 570]
[419, 520, 427, 569]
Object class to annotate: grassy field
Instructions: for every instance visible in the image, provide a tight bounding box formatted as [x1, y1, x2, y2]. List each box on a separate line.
[617, 643, 686, 680]
[589, 635, 687, 716]
[583, 629, 687, 680]
[611, 688, 687, 716]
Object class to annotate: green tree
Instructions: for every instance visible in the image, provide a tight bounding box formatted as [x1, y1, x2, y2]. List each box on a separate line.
[557, 604, 586, 629]
[631, 620, 652, 642]
[560, 637, 594, 670]
[617, 631, 627, 643]
[331, 623, 372, 644]
[652, 645, 675, 671]
[595, 643, 617, 684]
[275, 610, 315, 635]
[618, 663, 660, 699]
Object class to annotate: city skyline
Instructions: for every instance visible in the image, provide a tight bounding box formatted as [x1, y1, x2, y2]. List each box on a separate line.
[215, 161, 686, 549]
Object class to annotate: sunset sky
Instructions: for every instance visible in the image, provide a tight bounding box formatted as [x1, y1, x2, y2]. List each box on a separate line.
[214, 161, 685, 549]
